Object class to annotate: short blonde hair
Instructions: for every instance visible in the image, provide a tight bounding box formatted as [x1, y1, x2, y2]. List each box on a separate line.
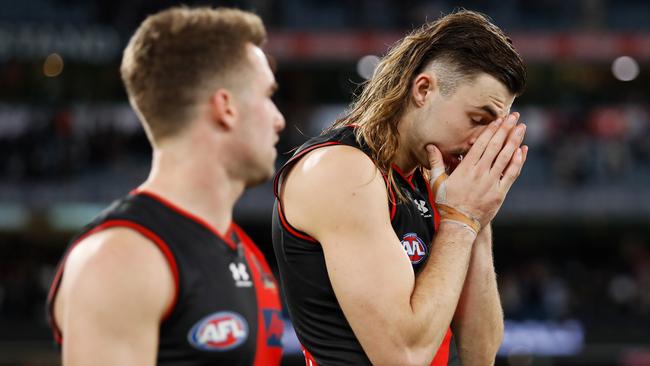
[121, 7, 266, 143]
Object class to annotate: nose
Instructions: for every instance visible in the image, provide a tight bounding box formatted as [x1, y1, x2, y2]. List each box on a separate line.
[275, 109, 286, 133]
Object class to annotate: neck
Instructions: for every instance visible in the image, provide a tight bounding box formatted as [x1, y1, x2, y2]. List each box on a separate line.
[392, 112, 419, 176]
[392, 149, 418, 177]
[138, 137, 244, 234]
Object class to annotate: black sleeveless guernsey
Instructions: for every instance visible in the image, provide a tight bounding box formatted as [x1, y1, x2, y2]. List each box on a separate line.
[272, 126, 456, 366]
[47, 190, 284, 366]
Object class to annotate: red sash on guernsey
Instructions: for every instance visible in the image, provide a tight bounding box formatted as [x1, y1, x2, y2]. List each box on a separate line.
[234, 225, 285, 366]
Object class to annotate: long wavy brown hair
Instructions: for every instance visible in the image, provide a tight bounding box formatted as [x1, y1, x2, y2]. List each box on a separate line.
[330, 10, 526, 202]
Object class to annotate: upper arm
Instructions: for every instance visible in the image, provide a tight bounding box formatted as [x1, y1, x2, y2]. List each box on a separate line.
[281, 146, 419, 365]
[55, 227, 175, 366]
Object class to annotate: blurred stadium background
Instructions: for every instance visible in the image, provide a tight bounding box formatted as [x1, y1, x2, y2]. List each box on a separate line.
[1, 0, 649, 365]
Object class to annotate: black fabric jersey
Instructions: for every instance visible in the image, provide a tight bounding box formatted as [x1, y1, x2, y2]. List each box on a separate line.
[272, 126, 456, 366]
[48, 191, 284, 366]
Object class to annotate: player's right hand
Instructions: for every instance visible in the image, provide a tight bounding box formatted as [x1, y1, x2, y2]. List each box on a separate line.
[427, 112, 527, 227]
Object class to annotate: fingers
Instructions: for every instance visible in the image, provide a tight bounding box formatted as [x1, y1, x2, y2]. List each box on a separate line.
[477, 113, 519, 171]
[490, 123, 526, 178]
[499, 145, 527, 193]
[520, 145, 528, 175]
[426, 144, 446, 180]
[462, 119, 501, 166]
[426, 144, 448, 201]
[516, 145, 528, 178]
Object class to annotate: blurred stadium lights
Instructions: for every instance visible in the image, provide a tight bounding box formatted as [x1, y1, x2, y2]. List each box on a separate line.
[612, 56, 640, 81]
[42, 53, 63, 77]
[356, 54, 380, 79]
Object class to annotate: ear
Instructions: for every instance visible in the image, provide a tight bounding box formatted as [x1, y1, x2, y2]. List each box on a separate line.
[209, 89, 237, 130]
[411, 72, 437, 107]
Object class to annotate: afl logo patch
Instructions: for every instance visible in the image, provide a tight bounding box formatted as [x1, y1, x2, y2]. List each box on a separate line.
[401, 232, 428, 264]
[187, 311, 248, 351]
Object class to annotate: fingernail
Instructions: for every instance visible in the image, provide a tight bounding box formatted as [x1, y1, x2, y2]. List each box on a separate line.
[506, 115, 516, 126]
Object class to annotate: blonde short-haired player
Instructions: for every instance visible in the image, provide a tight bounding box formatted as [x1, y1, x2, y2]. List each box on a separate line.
[47, 7, 285, 365]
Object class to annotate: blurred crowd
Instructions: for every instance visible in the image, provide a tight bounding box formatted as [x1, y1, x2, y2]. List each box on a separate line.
[520, 104, 650, 187]
[497, 234, 650, 343]
[1, 102, 649, 188]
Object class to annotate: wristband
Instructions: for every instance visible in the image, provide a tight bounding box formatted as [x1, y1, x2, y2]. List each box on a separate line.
[431, 172, 448, 198]
[439, 219, 480, 236]
[436, 203, 481, 235]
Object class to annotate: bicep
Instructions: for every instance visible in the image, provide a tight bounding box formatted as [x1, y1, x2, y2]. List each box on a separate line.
[315, 172, 414, 316]
[59, 228, 174, 366]
[319, 216, 416, 350]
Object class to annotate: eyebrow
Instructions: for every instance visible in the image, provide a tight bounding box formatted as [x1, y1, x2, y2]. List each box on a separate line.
[475, 105, 499, 119]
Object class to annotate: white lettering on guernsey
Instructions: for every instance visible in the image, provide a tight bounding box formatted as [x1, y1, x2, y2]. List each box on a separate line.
[229, 262, 252, 287]
[414, 199, 432, 217]
[187, 311, 249, 351]
[401, 232, 428, 264]
[199, 319, 247, 344]
[414, 199, 428, 214]
[402, 240, 426, 256]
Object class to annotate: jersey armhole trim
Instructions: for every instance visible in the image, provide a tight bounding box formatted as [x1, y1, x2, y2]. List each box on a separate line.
[276, 201, 319, 243]
[273, 141, 343, 199]
[272, 141, 346, 245]
[47, 219, 180, 345]
[301, 343, 321, 366]
[381, 173, 397, 221]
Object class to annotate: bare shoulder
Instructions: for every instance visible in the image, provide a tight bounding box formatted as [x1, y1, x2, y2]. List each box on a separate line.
[284, 145, 383, 199]
[282, 144, 391, 240]
[55, 227, 175, 328]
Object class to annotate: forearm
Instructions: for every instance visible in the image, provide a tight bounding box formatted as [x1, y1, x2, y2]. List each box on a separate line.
[452, 223, 504, 365]
[406, 221, 477, 358]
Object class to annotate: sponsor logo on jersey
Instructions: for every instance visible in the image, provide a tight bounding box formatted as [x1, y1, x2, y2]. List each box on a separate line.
[413, 199, 432, 218]
[229, 262, 253, 287]
[401, 232, 428, 264]
[188, 311, 248, 351]
[263, 309, 284, 347]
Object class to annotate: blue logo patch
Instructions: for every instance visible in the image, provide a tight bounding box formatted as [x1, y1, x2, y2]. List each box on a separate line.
[187, 311, 248, 351]
[401, 232, 428, 264]
[263, 309, 284, 347]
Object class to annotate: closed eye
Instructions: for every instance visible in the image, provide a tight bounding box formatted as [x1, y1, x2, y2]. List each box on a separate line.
[470, 116, 490, 126]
